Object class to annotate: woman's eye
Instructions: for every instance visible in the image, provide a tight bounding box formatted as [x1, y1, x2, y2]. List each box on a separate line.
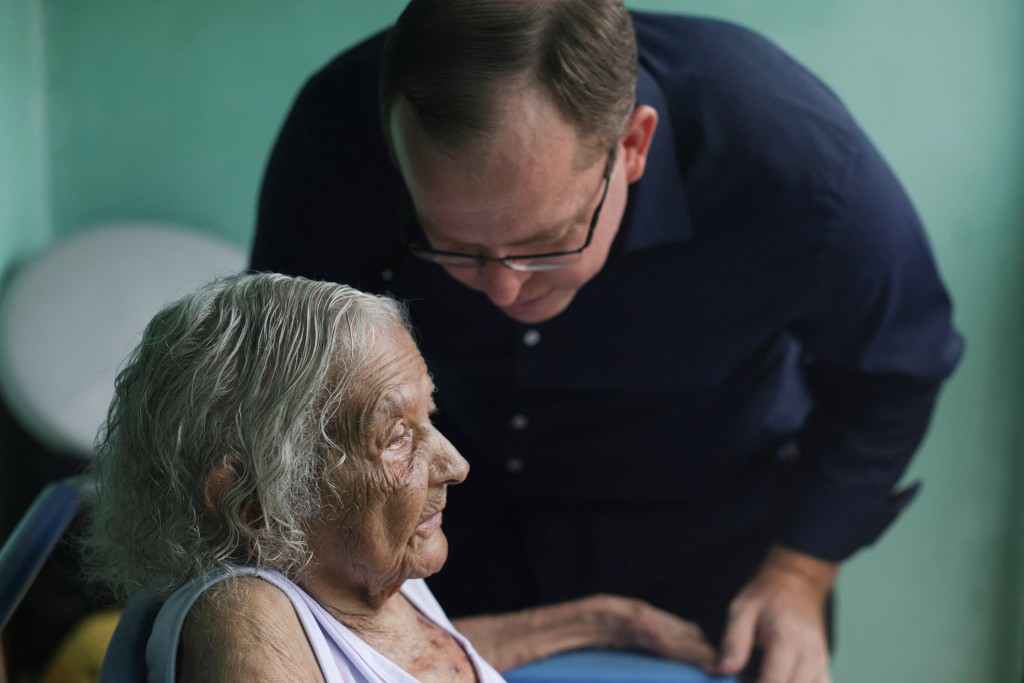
[388, 428, 413, 450]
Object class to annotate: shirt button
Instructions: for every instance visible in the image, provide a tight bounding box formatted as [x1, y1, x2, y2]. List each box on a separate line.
[523, 329, 541, 346]
[777, 441, 801, 462]
[505, 457, 525, 473]
[510, 414, 529, 430]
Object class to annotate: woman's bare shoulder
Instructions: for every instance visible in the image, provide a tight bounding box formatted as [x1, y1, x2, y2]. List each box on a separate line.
[179, 574, 327, 683]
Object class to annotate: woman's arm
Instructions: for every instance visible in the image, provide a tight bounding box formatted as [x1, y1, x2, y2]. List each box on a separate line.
[452, 593, 717, 672]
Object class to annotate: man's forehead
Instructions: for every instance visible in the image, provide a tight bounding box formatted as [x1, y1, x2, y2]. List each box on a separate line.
[391, 87, 612, 247]
[393, 86, 589, 177]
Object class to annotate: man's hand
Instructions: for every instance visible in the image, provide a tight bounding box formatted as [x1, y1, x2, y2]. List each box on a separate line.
[452, 593, 717, 672]
[717, 546, 838, 683]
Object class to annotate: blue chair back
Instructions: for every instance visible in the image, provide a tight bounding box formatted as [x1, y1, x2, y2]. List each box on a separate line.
[99, 590, 164, 682]
[0, 477, 87, 631]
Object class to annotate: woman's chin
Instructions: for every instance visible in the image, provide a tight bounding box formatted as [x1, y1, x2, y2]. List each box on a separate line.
[406, 532, 449, 579]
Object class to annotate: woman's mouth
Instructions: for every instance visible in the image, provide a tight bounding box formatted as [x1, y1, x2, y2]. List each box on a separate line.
[416, 510, 442, 532]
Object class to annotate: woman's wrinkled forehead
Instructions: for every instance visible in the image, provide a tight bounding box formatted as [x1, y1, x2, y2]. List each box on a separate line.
[368, 361, 435, 423]
[346, 328, 432, 430]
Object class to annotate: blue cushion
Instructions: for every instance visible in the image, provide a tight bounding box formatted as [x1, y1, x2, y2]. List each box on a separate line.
[505, 650, 738, 683]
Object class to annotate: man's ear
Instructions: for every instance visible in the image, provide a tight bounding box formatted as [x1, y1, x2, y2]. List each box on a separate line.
[203, 454, 242, 520]
[621, 105, 659, 184]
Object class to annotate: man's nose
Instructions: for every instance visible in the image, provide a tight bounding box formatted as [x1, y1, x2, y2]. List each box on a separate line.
[479, 261, 530, 307]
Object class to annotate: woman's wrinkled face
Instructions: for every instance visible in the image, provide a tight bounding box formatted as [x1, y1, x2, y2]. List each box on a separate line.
[307, 326, 469, 606]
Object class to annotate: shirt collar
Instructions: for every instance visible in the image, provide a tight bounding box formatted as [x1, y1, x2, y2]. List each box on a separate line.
[615, 64, 694, 254]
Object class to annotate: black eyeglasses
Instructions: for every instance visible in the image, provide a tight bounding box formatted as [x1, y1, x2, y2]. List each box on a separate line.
[401, 147, 616, 272]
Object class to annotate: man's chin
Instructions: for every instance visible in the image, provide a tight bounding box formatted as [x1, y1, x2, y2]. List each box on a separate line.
[498, 293, 573, 324]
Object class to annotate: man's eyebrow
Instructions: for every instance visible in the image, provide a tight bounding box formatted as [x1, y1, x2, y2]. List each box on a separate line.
[504, 218, 577, 248]
[521, 194, 598, 246]
[418, 194, 592, 249]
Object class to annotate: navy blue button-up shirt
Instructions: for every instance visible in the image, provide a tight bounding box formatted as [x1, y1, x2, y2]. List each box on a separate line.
[252, 12, 962, 617]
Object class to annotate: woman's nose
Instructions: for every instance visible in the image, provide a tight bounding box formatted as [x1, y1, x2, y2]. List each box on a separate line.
[430, 429, 469, 485]
[478, 262, 531, 307]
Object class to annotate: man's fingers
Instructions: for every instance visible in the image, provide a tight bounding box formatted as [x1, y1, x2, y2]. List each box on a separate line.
[791, 649, 833, 683]
[756, 636, 797, 683]
[717, 602, 757, 674]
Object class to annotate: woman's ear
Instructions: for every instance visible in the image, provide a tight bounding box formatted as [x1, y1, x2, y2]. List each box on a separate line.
[203, 454, 242, 520]
[621, 105, 659, 184]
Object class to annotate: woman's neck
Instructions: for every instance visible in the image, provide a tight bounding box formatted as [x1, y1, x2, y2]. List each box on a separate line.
[300, 564, 406, 632]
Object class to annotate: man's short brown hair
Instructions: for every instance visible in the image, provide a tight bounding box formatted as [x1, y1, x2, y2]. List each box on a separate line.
[379, 0, 637, 158]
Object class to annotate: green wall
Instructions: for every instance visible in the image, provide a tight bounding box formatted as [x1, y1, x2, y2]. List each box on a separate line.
[42, 0, 394, 245]
[7, 1, 1024, 681]
[0, 0, 51, 285]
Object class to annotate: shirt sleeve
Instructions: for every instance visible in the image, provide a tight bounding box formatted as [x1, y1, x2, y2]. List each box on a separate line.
[781, 139, 964, 561]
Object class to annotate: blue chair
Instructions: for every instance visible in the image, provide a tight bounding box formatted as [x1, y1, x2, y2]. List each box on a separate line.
[0, 477, 89, 632]
[97, 590, 163, 682]
[0, 478, 157, 682]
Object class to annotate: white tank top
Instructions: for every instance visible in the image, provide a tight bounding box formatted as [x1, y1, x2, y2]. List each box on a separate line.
[146, 566, 507, 683]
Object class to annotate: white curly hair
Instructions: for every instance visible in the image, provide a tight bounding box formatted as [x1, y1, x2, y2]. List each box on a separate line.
[83, 272, 409, 601]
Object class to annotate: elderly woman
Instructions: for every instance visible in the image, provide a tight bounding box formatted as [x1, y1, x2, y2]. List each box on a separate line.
[84, 273, 504, 682]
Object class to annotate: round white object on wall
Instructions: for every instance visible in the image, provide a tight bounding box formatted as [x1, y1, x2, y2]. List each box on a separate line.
[0, 223, 247, 457]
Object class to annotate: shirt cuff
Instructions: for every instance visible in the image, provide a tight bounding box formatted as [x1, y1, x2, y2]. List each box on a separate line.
[778, 474, 921, 562]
